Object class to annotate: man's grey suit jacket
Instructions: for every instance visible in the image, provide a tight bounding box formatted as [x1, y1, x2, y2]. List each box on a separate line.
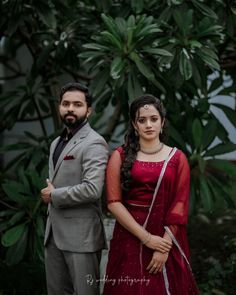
[44, 123, 109, 253]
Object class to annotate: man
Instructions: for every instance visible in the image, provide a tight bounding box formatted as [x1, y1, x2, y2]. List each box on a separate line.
[41, 82, 109, 295]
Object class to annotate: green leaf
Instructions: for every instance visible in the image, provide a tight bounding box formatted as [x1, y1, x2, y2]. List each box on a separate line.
[0, 221, 11, 233]
[101, 14, 122, 43]
[101, 31, 122, 49]
[208, 76, 223, 93]
[2, 182, 28, 204]
[5, 227, 28, 265]
[127, 70, 143, 101]
[136, 24, 161, 39]
[36, 2, 57, 28]
[90, 69, 110, 97]
[212, 103, 236, 128]
[204, 143, 236, 157]
[0, 210, 15, 218]
[129, 52, 165, 92]
[34, 234, 44, 262]
[202, 120, 218, 150]
[2, 223, 27, 247]
[179, 51, 192, 80]
[131, 0, 144, 14]
[192, 118, 202, 149]
[7, 211, 25, 227]
[231, 7, 236, 16]
[110, 57, 125, 79]
[82, 43, 110, 51]
[199, 176, 213, 212]
[130, 52, 154, 79]
[36, 216, 45, 237]
[189, 180, 196, 215]
[211, 114, 229, 142]
[115, 17, 127, 40]
[191, 61, 203, 89]
[36, 44, 54, 69]
[169, 124, 186, 149]
[142, 48, 173, 57]
[198, 155, 206, 174]
[196, 48, 220, 70]
[173, 9, 193, 36]
[192, 0, 218, 19]
[127, 15, 136, 28]
[208, 160, 236, 177]
[208, 175, 235, 208]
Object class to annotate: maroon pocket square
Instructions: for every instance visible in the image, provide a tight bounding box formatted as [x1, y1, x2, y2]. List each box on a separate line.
[64, 155, 75, 160]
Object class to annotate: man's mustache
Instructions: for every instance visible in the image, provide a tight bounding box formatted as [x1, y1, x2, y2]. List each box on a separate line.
[64, 113, 77, 119]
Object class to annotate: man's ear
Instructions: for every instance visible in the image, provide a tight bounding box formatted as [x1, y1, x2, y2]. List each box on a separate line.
[87, 107, 92, 118]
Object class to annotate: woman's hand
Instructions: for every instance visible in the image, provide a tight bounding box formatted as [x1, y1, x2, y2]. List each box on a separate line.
[146, 251, 169, 274]
[145, 235, 172, 253]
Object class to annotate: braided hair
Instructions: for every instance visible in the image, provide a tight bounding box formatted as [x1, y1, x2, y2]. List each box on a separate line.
[121, 94, 167, 190]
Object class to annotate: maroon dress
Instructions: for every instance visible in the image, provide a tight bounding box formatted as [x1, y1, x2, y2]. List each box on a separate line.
[103, 147, 200, 295]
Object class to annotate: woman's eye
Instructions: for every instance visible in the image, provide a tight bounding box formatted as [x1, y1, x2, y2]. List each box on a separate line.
[138, 119, 145, 124]
[151, 117, 158, 122]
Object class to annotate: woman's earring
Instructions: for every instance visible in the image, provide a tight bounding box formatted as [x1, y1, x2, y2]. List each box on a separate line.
[160, 127, 163, 134]
[135, 130, 139, 137]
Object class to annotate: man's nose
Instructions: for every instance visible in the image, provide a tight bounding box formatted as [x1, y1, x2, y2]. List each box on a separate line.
[68, 103, 74, 111]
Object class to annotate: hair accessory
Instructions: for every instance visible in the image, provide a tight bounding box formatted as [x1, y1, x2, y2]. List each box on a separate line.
[140, 142, 164, 155]
[143, 104, 149, 109]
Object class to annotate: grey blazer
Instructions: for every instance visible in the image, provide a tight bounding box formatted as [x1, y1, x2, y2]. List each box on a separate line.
[44, 123, 109, 252]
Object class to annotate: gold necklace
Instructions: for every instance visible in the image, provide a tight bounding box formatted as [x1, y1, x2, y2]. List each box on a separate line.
[140, 142, 164, 155]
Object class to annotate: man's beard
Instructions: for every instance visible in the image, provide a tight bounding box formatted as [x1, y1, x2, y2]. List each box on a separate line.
[61, 113, 87, 129]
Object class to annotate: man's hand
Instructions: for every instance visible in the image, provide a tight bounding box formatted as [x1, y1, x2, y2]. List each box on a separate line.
[41, 179, 55, 204]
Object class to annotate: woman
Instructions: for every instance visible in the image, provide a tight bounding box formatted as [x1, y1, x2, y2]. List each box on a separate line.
[103, 95, 200, 295]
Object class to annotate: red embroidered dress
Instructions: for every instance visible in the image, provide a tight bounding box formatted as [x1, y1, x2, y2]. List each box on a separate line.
[103, 147, 200, 295]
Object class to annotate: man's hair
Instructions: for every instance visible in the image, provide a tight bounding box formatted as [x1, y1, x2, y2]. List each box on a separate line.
[59, 82, 92, 107]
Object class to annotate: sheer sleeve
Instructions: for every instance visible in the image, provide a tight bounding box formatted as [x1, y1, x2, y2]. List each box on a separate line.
[106, 149, 123, 204]
[164, 151, 190, 234]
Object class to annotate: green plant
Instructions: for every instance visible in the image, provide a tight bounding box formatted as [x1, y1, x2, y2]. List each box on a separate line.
[0, 168, 47, 265]
[189, 211, 236, 295]
[0, 1, 236, 294]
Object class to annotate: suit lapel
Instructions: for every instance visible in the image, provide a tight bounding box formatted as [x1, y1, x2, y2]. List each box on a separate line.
[51, 123, 91, 181]
[49, 137, 60, 180]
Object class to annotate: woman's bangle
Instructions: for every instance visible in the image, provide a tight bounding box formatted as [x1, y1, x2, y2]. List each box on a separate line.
[142, 232, 151, 245]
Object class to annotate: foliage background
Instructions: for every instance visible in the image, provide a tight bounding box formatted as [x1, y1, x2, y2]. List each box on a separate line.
[0, 0, 236, 294]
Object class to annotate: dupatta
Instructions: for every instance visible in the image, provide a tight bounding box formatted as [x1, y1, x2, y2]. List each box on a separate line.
[139, 148, 197, 295]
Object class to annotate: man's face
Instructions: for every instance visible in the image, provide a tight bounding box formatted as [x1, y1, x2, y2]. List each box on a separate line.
[59, 90, 91, 129]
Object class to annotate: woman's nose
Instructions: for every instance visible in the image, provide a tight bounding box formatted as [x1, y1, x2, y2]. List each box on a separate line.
[146, 120, 152, 127]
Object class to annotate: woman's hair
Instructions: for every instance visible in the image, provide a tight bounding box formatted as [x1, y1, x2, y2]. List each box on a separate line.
[121, 94, 167, 191]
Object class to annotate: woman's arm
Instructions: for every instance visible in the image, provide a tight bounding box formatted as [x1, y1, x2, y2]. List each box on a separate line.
[107, 150, 172, 253]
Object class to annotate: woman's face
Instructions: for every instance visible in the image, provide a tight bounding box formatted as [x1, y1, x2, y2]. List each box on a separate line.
[133, 104, 164, 142]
